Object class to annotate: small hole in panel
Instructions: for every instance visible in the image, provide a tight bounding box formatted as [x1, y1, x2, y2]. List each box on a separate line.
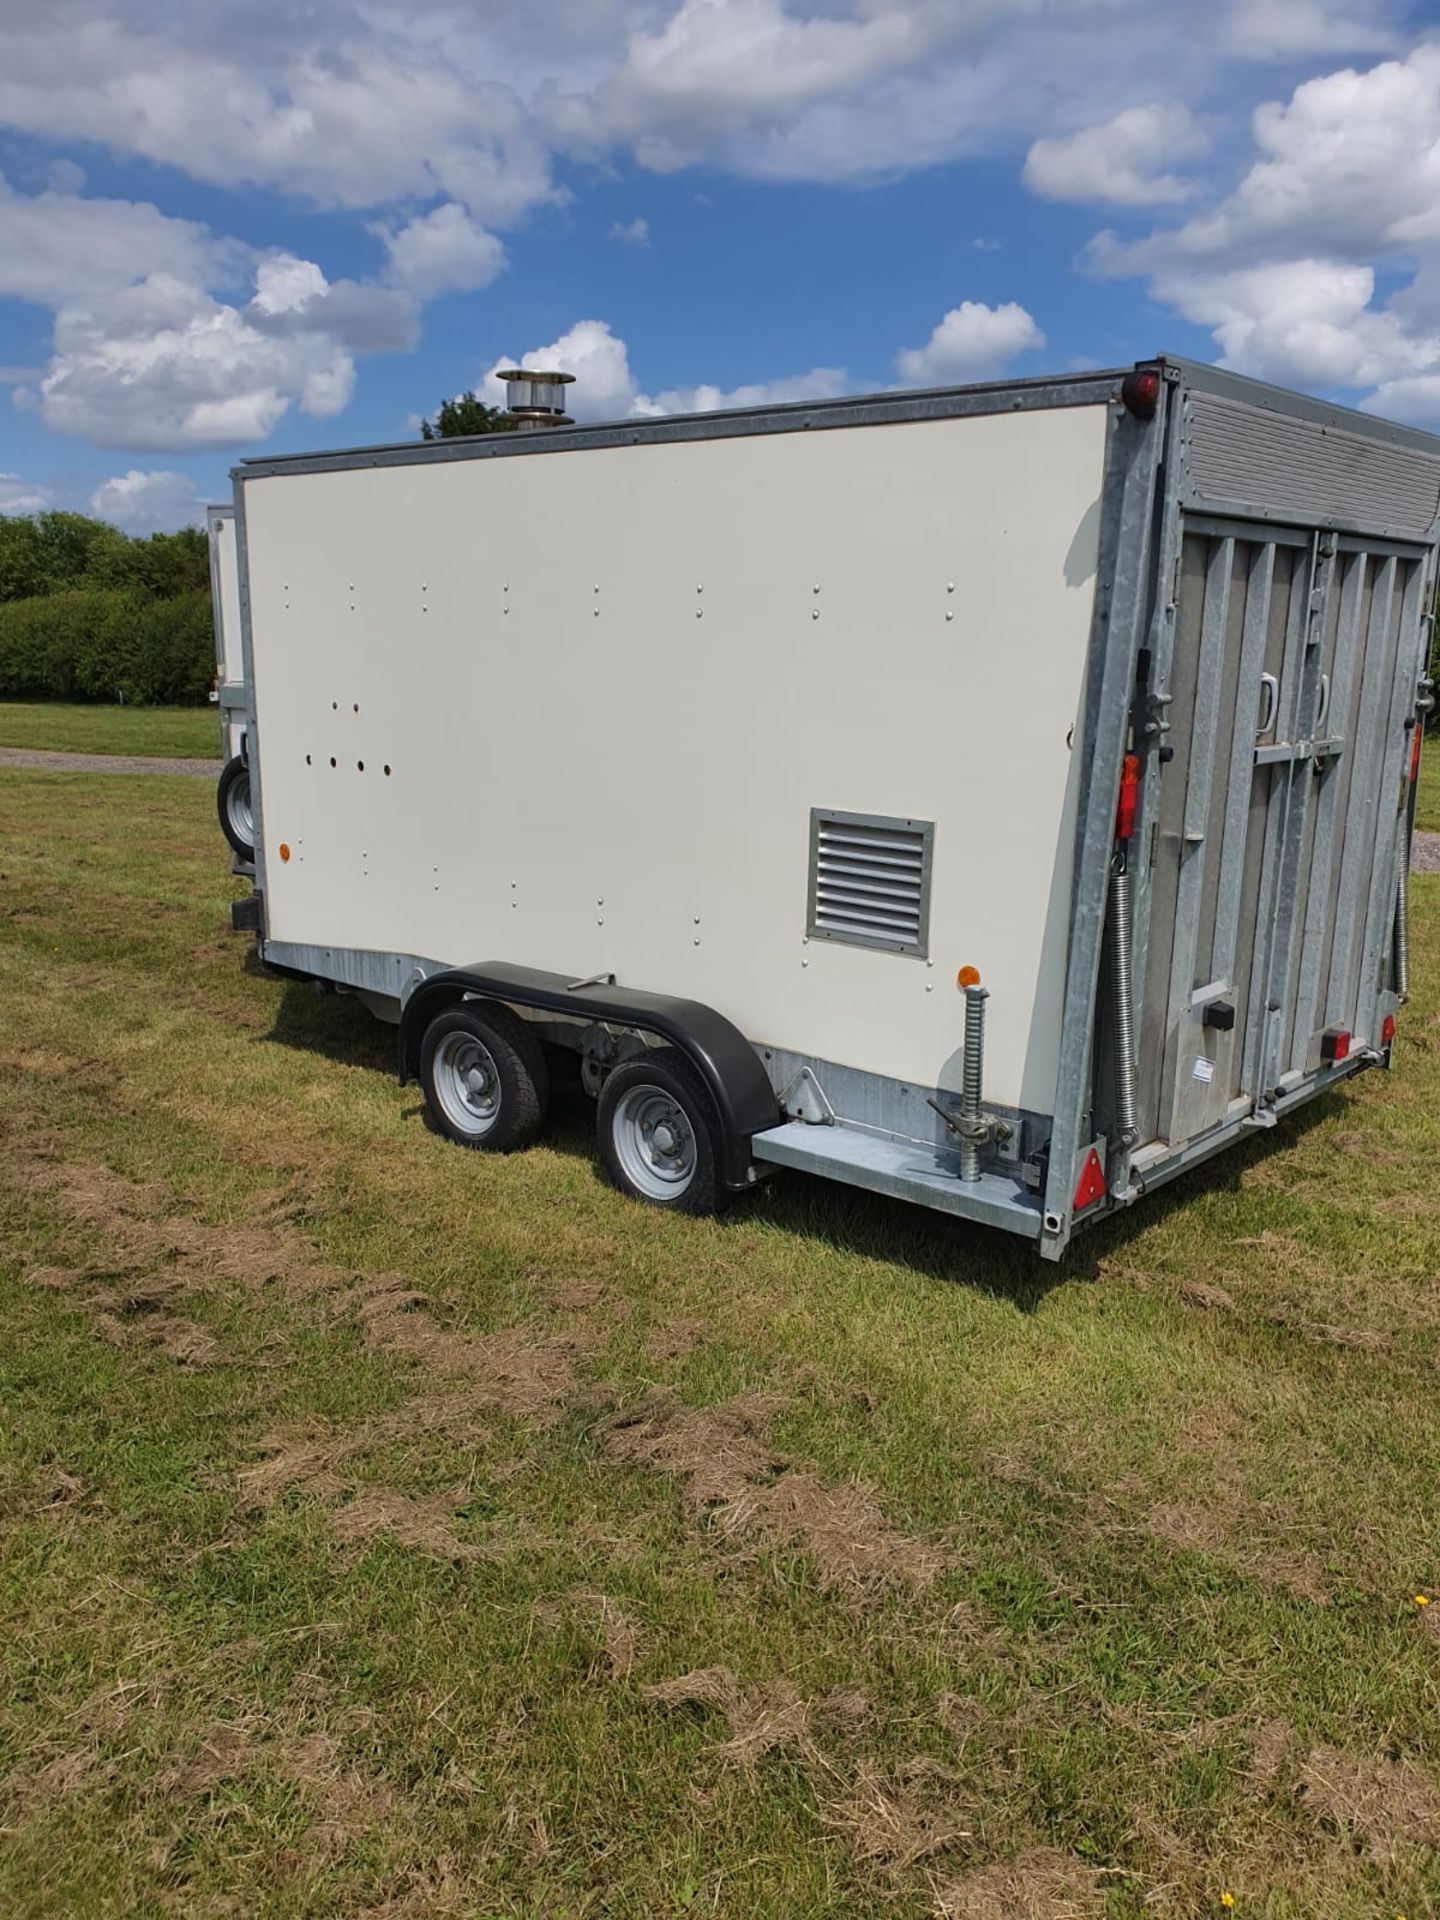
[329, 756, 336, 768]
[357, 760, 364, 772]
[305, 753, 312, 765]
[332, 701, 338, 711]
[384, 764, 392, 777]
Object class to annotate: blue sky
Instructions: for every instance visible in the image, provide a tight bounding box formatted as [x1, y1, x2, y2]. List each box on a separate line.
[2, 1, 1439, 531]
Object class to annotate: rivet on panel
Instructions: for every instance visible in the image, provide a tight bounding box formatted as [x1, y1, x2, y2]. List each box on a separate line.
[696, 608, 703, 619]
[811, 609, 820, 621]
[945, 611, 954, 622]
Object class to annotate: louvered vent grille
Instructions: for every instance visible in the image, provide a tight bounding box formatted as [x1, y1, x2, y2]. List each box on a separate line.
[807, 810, 934, 957]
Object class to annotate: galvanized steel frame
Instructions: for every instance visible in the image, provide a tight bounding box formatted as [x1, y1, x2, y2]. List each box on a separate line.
[1037, 376, 1171, 1257]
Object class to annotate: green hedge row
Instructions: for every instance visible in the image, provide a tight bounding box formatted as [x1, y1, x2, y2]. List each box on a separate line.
[0, 587, 216, 706]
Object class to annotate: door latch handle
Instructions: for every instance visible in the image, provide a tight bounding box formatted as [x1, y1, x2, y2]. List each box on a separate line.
[1257, 673, 1279, 738]
[1315, 671, 1330, 732]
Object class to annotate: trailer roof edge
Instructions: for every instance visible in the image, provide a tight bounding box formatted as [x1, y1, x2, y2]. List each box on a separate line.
[231, 366, 1131, 481]
[232, 355, 1440, 484]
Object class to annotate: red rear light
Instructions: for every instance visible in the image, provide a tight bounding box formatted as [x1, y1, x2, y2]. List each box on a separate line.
[1073, 1147, 1107, 1212]
[1409, 724, 1423, 787]
[1121, 369, 1161, 420]
[1382, 1014, 1397, 1047]
[1321, 1028, 1352, 1063]
[1115, 753, 1140, 841]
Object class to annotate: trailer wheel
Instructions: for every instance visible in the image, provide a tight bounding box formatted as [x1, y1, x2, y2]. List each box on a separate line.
[217, 754, 254, 862]
[421, 1003, 550, 1152]
[597, 1048, 723, 1215]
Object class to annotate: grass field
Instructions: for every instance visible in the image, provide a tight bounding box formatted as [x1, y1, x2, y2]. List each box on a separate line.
[1416, 744, 1440, 834]
[1, 769, 1438, 1918]
[0, 701, 221, 759]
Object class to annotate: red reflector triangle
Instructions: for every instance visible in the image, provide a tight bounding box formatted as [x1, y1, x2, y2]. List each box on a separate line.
[1073, 1148, 1107, 1212]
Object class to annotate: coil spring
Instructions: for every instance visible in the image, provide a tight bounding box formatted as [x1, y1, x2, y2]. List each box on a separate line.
[958, 986, 987, 1182]
[1106, 857, 1139, 1148]
[1395, 852, 1411, 1002]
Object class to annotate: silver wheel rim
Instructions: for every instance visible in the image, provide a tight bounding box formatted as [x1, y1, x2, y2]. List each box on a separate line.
[432, 1030, 503, 1136]
[227, 773, 253, 848]
[611, 1083, 697, 1199]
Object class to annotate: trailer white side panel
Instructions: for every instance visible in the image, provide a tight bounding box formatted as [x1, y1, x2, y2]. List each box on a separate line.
[208, 508, 246, 762]
[243, 404, 1108, 1111]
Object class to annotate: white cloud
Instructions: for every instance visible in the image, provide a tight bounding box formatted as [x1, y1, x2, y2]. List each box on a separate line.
[895, 301, 1045, 385]
[479, 317, 850, 422]
[0, 473, 53, 514]
[1024, 104, 1208, 208]
[1222, 0, 1400, 60]
[1360, 372, 1440, 422]
[634, 367, 849, 414]
[0, 14, 558, 224]
[1087, 44, 1440, 412]
[0, 168, 417, 454]
[0, 173, 236, 308]
[608, 216, 650, 247]
[0, 0, 1387, 219]
[376, 203, 507, 297]
[30, 270, 362, 452]
[89, 469, 207, 533]
[0, 0, 1409, 243]
[481, 319, 642, 421]
[44, 157, 87, 195]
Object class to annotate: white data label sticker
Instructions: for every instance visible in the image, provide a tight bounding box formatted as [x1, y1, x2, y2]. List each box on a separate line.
[1192, 1056, 1215, 1084]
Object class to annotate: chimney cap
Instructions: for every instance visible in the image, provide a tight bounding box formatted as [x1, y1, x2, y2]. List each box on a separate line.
[496, 366, 575, 428]
[497, 367, 575, 389]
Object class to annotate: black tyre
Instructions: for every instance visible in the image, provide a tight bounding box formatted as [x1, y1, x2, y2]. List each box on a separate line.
[420, 1003, 550, 1152]
[596, 1048, 724, 1215]
[217, 754, 254, 861]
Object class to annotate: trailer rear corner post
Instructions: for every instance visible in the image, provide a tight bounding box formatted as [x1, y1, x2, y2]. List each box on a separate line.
[1037, 370, 1172, 1261]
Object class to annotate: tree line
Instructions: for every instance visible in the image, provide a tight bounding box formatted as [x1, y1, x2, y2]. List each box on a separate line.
[0, 511, 215, 706]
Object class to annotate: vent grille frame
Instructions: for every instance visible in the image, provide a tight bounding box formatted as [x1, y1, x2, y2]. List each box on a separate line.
[806, 808, 934, 959]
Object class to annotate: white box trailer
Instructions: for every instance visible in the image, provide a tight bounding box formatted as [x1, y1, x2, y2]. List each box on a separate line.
[207, 502, 254, 871]
[226, 357, 1436, 1258]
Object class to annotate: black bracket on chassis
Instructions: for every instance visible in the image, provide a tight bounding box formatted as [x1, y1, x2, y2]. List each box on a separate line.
[230, 891, 263, 934]
[398, 961, 782, 1192]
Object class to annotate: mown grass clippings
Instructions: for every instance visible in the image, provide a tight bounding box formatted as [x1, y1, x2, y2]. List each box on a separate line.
[821, 1756, 972, 1871]
[931, 1848, 1106, 1919]
[641, 1665, 818, 1768]
[1295, 1744, 1440, 1862]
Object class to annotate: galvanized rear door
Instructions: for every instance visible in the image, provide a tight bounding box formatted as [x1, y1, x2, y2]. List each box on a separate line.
[1135, 516, 1428, 1152]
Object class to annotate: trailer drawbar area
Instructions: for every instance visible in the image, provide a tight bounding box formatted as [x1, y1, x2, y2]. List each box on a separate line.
[222, 356, 1436, 1258]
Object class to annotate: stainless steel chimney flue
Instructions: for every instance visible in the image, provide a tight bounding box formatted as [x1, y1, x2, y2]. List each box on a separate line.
[497, 367, 575, 429]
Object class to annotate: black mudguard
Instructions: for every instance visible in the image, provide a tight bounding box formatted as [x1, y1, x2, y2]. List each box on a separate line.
[399, 962, 780, 1191]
